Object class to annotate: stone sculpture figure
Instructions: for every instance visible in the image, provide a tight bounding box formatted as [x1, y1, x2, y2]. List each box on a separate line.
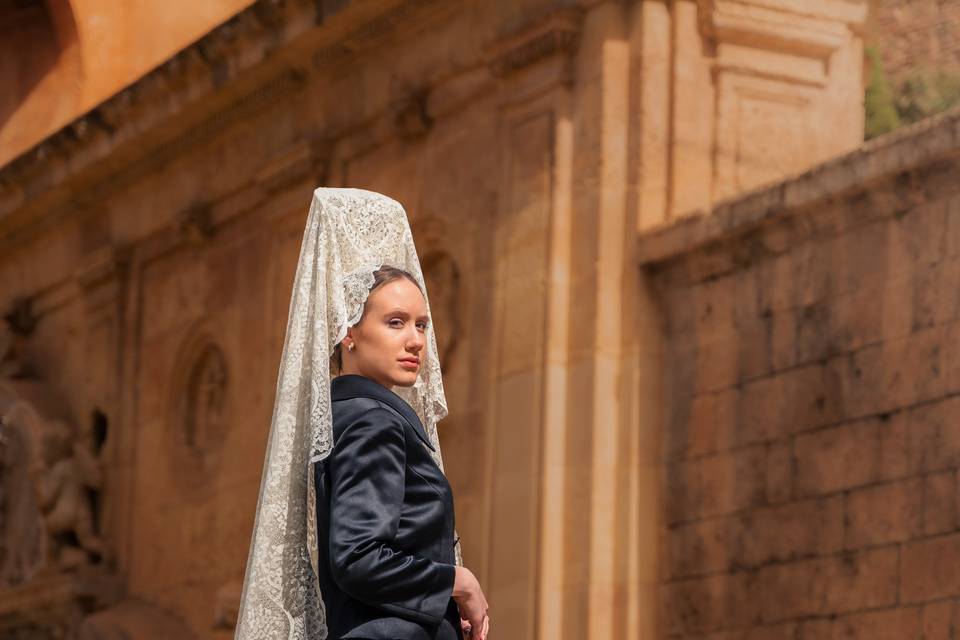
[29, 417, 105, 571]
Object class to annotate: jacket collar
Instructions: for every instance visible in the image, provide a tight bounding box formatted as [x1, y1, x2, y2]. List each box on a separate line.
[330, 374, 435, 451]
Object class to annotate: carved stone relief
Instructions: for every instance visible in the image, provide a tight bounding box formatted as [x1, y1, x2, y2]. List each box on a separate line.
[168, 333, 230, 493]
[0, 383, 106, 581]
[0, 381, 107, 588]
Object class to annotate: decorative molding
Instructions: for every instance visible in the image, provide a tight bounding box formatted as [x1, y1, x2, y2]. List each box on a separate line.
[313, 0, 452, 69]
[0, 0, 348, 236]
[486, 7, 583, 79]
[699, 0, 867, 85]
[0, 0, 318, 186]
[255, 138, 331, 193]
[75, 246, 131, 292]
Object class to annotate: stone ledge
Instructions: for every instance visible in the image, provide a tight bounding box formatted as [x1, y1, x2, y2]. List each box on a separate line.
[637, 105, 960, 271]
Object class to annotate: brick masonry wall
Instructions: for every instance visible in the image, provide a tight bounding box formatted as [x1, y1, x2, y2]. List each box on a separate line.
[647, 117, 960, 638]
[868, 0, 960, 78]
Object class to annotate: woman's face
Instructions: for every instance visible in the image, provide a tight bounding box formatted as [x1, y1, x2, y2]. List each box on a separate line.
[342, 277, 429, 388]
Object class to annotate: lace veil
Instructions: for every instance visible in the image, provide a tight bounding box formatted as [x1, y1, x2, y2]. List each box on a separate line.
[235, 187, 461, 639]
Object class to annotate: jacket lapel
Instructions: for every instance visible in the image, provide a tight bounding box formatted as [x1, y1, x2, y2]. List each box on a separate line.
[331, 374, 436, 451]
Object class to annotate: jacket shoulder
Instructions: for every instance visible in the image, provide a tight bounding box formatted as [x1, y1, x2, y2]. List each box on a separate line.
[331, 397, 407, 440]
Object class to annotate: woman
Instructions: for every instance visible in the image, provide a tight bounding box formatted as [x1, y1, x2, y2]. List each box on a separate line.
[235, 189, 488, 640]
[316, 267, 489, 640]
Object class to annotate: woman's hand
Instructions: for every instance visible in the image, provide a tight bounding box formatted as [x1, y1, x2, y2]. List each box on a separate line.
[453, 566, 489, 640]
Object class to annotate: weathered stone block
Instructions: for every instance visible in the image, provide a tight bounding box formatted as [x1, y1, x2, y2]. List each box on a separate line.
[660, 571, 759, 636]
[664, 446, 767, 523]
[828, 607, 923, 640]
[923, 470, 957, 536]
[907, 397, 960, 474]
[733, 496, 843, 568]
[902, 533, 960, 603]
[794, 420, 880, 497]
[764, 440, 794, 504]
[757, 547, 898, 622]
[922, 599, 959, 639]
[664, 516, 737, 579]
[844, 479, 924, 548]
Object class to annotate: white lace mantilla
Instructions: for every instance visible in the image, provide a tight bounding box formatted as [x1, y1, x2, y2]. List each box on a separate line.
[235, 188, 461, 640]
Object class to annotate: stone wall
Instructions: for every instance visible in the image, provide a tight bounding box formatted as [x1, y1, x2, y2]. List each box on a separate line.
[868, 0, 960, 78]
[641, 110, 960, 638]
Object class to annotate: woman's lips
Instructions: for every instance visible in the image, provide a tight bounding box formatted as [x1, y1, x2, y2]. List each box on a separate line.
[399, 359, 419, 369]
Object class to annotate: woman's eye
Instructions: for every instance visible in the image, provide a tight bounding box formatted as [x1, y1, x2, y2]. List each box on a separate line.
[417, 322, 428, 331]
[389, 319, 403, 328]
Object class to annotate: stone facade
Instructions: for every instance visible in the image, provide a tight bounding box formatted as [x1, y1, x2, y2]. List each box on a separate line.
[0, 0, 870, 638]
[868, 0, 960, 78]
[642, 110, 960, 638]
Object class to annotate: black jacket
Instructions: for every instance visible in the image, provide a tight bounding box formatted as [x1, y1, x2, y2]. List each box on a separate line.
[314, 374, 463, 640]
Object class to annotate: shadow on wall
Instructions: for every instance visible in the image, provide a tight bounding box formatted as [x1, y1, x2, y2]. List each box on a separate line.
[0, 0, 80, 138]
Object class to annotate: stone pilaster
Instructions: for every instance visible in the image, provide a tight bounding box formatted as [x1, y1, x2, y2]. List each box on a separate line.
[484, 7, 582, 639]
[699, 0, 868, 200]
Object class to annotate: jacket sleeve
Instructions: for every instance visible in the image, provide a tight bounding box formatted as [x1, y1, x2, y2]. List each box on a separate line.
[328, 406, 456, 625]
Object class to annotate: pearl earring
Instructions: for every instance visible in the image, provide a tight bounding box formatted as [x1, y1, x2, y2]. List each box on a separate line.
[347, 342, 355, 352]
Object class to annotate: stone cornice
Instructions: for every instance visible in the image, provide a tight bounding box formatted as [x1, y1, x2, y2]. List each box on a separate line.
[1, 0, 318, 183]
[0, 0, 440, 242]
[486, 6, 583, 79]
[314, 0, 451, 69]
[636, 107, 960, 279]
[699, 0, 867, 59]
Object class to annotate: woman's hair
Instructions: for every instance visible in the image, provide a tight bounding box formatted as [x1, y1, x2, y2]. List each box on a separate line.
[330, 266, 423, 373]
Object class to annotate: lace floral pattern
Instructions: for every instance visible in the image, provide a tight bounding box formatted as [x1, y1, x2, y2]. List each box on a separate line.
[235, 189, 461, 640]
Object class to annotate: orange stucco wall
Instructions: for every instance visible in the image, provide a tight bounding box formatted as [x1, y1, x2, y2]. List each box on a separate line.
[0, 0, 255, 168]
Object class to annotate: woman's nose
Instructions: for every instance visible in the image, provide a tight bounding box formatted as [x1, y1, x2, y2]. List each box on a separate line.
[406, 328, 424, 351]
